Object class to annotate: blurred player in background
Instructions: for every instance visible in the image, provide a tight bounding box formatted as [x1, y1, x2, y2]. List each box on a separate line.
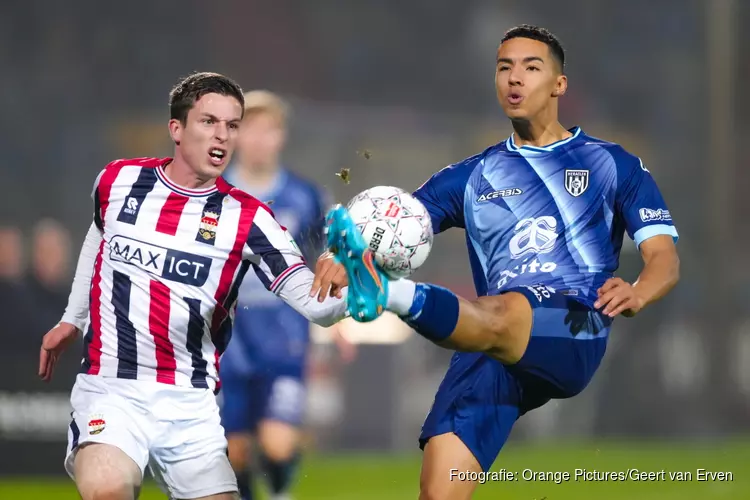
[38, 73, 350, 500]
[320, 25, 680, 499]
[219, 90, 356, 500]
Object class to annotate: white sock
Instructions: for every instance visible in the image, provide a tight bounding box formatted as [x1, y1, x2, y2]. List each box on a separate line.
[386, 279, 417, 316]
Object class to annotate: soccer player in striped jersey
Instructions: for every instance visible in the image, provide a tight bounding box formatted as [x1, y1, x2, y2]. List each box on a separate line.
[38, 72, 348, 500]
[318, 25, 681, 499]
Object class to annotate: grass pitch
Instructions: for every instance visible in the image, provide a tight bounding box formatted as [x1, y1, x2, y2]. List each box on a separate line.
[2, 439, 746, 499]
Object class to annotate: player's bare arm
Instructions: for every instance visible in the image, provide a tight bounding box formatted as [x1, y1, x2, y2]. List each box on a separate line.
[595, 234, 680, 318]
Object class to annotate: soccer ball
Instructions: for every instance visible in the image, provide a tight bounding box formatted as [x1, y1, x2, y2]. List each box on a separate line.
[346, 186, 433, 279]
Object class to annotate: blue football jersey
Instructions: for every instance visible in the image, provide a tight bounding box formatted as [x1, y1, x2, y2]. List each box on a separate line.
[220, 167, 329, 374]
[413, 127, 678, 306]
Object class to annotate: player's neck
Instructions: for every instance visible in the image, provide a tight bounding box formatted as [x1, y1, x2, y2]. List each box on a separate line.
[510, 119, 571, 149]
[163, 157, 217, 190]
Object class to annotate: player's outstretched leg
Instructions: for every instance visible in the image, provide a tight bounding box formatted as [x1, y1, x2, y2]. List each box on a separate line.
[73, 443, 143, 500]
[325, 205, 388, 321]
[420, 433, 483, 500]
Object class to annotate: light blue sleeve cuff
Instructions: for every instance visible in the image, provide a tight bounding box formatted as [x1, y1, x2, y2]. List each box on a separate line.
[634, 224, 679, 249]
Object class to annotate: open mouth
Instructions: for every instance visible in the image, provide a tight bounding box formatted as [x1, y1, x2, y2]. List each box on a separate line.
[508, 93, 524, 105]
[208, 148, 227, 166]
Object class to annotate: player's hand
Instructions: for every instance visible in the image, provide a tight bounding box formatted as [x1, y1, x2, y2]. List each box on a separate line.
[310, 251, 348, 303]
[594, 278, 645, 318]
[39, 322, 80, 382]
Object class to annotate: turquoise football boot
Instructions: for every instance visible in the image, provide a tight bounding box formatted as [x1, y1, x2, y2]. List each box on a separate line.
[325, 205, 388, 322]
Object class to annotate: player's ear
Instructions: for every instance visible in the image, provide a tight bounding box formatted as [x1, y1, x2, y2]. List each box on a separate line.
[168, 118, 183, 146]
[552, 74, 567, 97]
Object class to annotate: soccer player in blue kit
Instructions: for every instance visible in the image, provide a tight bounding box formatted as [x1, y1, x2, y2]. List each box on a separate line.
[318, 25, 681, 499]
[220, 90, 355, 500]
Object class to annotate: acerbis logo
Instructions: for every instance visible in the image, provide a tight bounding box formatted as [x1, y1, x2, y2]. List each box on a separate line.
[639, 208, 671, 223]
[477, 188, 523, 202]
[109, 235, 212, 286]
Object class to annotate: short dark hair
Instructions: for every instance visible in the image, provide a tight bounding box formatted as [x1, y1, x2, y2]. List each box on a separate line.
[501, 25, 565, 73]
[169, 72, 245, 124]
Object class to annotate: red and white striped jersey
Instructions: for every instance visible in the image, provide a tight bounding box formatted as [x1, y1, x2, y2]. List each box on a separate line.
[82, 157, 307, 392]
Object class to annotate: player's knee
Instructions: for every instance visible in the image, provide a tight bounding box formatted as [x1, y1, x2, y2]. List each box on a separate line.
[476, 293, 532, 363]
[259, 421, 299, 462]
[419, 480, 460, 500]
[74, 444, 140, 500]
[260, 433, 298, 462]
[418, 480, 440, 500]
[75, 463, 137, 500]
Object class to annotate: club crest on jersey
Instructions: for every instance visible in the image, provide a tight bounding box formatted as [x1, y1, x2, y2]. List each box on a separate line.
[88, 414, 106, 435]
[564, 169, 589, 197]
[198, 211, 219, 242]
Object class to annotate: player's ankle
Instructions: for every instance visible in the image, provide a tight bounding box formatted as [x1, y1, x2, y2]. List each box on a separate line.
[386, 279, 417, 316]
[403, 283, 460, 342]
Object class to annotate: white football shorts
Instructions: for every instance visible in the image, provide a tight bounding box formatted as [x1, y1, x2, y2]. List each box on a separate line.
[65, 373, 237, 499]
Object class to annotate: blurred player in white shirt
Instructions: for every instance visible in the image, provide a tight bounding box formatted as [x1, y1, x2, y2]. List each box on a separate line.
[38, 72, 348, 500]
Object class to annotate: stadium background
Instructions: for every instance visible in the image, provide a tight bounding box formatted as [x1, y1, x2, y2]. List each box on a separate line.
[1, 0, 748, 497]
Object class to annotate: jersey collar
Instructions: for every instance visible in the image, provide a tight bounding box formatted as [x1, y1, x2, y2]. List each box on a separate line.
[506, 126, 582, 153]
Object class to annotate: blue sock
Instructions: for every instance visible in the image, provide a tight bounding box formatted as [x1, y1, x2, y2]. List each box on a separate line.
[403, 283, 460, 342]
[236, 468, 254, 500]
[262, 453, 300, 495]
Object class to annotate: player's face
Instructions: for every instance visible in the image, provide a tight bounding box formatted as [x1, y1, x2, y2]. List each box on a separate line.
[237, 111, 286, 169]
[495, 38, 566, 121]
[169, 93, 243, 180]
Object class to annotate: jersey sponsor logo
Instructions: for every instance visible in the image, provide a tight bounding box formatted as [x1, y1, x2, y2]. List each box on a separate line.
[564, 169, 589, 196]
[509, 216, 559, 259]
[639, 208, 671, 223]
[499, 216, 560, 288]
[109, 235, 212, 286]
[498, 258, 559, 288]
[477, 188, 523, 202]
